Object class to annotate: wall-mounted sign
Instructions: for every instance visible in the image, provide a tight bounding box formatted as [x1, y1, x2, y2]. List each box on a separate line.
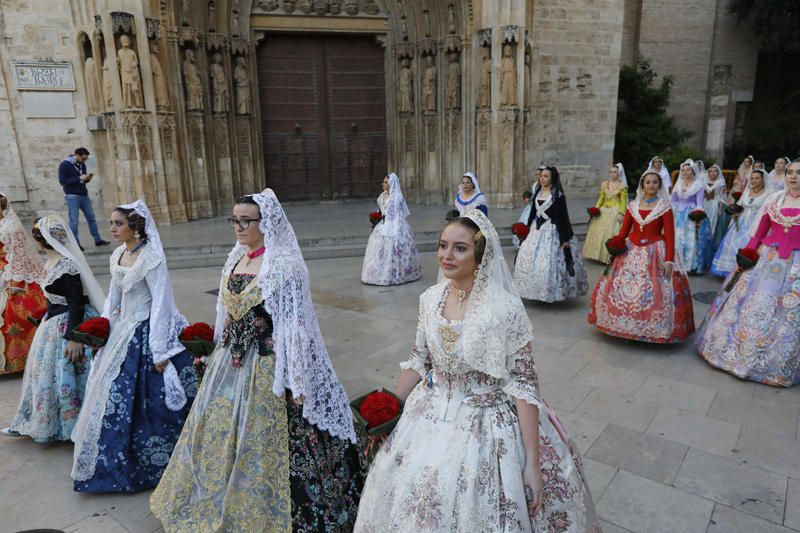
[11, 61, 75, 91]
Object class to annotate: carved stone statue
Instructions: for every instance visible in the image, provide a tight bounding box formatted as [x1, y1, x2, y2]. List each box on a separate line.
[117, 35, 143, 108]
[150, 43, 170, 111]
[446, 51, 460, 110]
[398, 57, 414, 114]
[478, 53, 491, 108]
[283, 0, 296, 13]
[208, 1, 217, 32]
[422, 55, 436, 112]
[344, 0, 358, 15]
[102, 57, 113, 110]
[182, 0, 191, 25]
[500, 44, 517, 107]
[313, 0, 328, 15]
[209, 53, 229, 114]
[84, 57, 102, 114]
[183, 49, 204, 111]
[329, 0, 341, 14]
[298, 0, 312, 14]
[364, 0, 379, 15]
[447, 4, 456, 34]
[234, 56, 251, 115]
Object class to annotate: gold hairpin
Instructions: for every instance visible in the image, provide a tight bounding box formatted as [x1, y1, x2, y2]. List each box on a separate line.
[474, 230, 484, 242]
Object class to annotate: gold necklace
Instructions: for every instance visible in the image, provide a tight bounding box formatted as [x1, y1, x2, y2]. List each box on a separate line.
[452, 282, 473, 307]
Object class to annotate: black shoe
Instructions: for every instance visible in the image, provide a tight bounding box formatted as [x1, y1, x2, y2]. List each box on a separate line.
[95, 240, 110, 246]
[79, 245, 85, 252]
[566, 263, 575, 277]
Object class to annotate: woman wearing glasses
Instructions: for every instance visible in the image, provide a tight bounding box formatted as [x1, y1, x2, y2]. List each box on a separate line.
[152, 191, 363, 531]
[71, 201, 197, 493]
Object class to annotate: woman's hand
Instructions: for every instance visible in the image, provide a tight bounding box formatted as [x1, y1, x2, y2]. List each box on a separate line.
[523, 460, 545, 517]
[154, 359, 170, 373]
[664, 262, 674, 278]
[64, 340, 84, 363]
[560, 242, 570, 250]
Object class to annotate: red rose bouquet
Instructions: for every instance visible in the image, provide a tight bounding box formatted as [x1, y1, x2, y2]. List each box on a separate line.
[732, 191, 742, 201]
[369, 210, 383, 228]
[724, 248, 760, 292]
[605, 236, 627, 257]
[350, 389, 404, 465]
[587, 207, 601, 219]
[511, 222, 530, 241]
[688, 209, 707, 224]
[72, 317, 111, 348]
[179, 323, 215, 356]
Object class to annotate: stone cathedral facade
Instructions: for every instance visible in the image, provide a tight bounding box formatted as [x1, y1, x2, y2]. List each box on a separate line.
[0, 0, 757, 223]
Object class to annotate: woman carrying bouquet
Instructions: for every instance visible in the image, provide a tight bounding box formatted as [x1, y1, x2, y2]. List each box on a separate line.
[354, 210, 601, 532]
[454, 172, 488, 216]
[696, 159, 800, 387]
[514, 166, 588, 303]
[361, 173, 422, 286]
[0, 193, 47, 375]
[711, 169, 771, 277]
[2, 214, 104, 442]
[702, 164, 728, 248]
[588, 171, 695, 343]
[71, 200, 197, 493]
[583, 163, 628, 264]
[672, 159, 714, 273]
[152, 190, 363, 532]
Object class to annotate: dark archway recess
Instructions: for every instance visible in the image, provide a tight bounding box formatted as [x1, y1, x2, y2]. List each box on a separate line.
[257, 33, 387, 201]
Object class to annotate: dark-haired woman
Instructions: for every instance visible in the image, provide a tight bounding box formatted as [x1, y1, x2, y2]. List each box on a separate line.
[513, 166, 588, 302]
[355, 211, 601, 532]
[0, 193, 47, 375]
[71, 200, 197, 493]
[3, 213, 104, 442]
[589, 171, 695, 343]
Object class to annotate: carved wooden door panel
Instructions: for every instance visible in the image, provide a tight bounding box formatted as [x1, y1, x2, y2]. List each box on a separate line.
[258, 34, 386, 201]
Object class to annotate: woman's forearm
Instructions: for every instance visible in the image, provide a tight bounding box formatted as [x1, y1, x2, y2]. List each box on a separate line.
[515, 398, 540, 465]
[394, 368, 422, 401]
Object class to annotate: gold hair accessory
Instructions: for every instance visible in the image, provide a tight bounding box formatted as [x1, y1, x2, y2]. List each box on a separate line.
[474, 230, 484, 242]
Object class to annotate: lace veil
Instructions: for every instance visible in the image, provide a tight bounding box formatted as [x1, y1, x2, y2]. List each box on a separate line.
[460, 172, 482, 197]
[37, 213, 106, 311]
[214, 189, 356, 443]
[646, 156, 672, 189]
[672, 159, 704, 199]
[0, 194, 44, 284]
[382, 173, 411, 237]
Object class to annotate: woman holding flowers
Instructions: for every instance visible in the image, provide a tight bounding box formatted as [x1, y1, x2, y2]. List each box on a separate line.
[711, 169, 771, 277]
[70, 200, 197, 493]
[588, 171, 695, 343]
[583, 163, 628, 264]
[355, 210, 601, 532]
[361, 173, 422, 286]
[152, 190, 363, 532]
[3, 214, 104, 442]
[696, 159, 800, 387]
[671, 159, 714, 273]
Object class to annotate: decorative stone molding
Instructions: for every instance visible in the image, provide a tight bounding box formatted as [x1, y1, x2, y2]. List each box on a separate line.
[502, 25, 519, 44]
[110, 12, 135, 35]
[206, 32, 227, 52]
[477, 28, 491, 48]
[146, 18, 161, 40]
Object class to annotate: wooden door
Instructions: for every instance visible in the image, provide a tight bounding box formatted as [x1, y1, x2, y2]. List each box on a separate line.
[258, 34, 386, 201]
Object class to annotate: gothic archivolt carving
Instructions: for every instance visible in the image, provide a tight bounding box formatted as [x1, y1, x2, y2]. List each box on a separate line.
[253, 0, 385, 15]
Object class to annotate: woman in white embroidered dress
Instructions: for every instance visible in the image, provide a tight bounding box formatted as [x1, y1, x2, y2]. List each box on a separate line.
[4, 213, 104, 442]
[702, 163, 728, 247]
[455, 172, 488, 216]
[768, 156, 790, 191]
[361, 173, 422, 286]
[71, 200, 197, 493]
[355, 210, 601, 533]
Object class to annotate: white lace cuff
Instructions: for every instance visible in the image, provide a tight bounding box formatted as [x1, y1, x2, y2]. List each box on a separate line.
[399, 355, 427, 378]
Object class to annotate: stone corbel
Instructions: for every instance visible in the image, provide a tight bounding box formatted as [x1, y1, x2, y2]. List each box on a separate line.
[419, 38, 436, 57]
[396, 42, 414, 59]
[178, 27, 199, 47]
[477, 28, 491, 48]
[444, 35, 461, 53]
[253, 30, 267, 45]
[231, 38, 249, 56]
[502, 25, 519, 44]
[374, 34, 388, 49]
[146, 18, 161, 40]
[206, 33, 227, 52]
[111, 12, 136, 35]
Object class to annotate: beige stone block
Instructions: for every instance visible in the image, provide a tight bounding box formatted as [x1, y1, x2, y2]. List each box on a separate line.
[575, 389, 660, 432]
[65, 511, 129, 533]
[553, 410, 608, 455]
[646, 406, 741, 458]
[707, 505, 794, 533]
[539, 378, 593, 412]
[785, 478, 800, 530]
[582, 457, 617, 501]
[708, 391, 799, 439]
[735, 425, 800, 479]
[633, 374, 717, 415]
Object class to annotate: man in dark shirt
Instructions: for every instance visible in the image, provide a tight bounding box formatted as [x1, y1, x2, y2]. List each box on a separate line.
[58, 147, 109, 249]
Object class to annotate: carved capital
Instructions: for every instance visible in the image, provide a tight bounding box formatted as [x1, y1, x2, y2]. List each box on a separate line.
[420, 38, 436, 57]
[231, 37, 249, 55]
[146, 18, 161, 40]
[178, 27, 199, 46]
[111, 12, 136, 35]
[206, 33, 227, 51]
[396, 41, 414, 59]
[502, 25, 519, 44]
[477, 28, 491, 48]
[444, 35, 462, 53]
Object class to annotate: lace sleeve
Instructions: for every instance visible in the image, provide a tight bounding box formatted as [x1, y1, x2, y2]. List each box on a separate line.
[399, 297, 429, 378]
[502, 342, 542, 408]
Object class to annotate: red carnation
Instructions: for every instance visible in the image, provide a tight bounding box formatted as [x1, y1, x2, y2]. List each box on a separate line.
[732, 191, 742, 201]
[359, 391, 402, 429]
[369, 210, 383, 222]
[180, 322, 214, 342]
[77, 317, 110, 338]
[511, 222, 530, 240]
[587, 207, 601, 219]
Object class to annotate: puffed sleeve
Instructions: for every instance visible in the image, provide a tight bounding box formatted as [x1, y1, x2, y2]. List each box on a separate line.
[595, 185, 605, 208]
[617, 209, 634, 239]
[399, 297, 430, 378]
[746, 213, 771, 249]
[502, 342, 542, 408]
[61, 273, 86, 341]
[663, 210, 676, 263]
[618, 187, 628, 214]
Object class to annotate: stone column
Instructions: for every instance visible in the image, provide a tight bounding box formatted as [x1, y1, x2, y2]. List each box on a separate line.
[704, 64, 731, 163]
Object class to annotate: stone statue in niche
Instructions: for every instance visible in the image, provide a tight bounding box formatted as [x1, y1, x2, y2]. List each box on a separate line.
[181, 0, 191, 25]
[398, 57, 414, 114]
[298, 0, 312, 14]
[102, 57, 113, 110]
[209, 53, 229, 114]
[446, 51, 460, 110]
[500, 44, 516, 107]
[234, 56, 251, 115]
[232, 0, 241, 35]
[183, 49, 204, 111]
[208, 1, 216, 32]
[150, 42, 170, 110]
[524, 47, 531, 106]
[84, 56, 102, 114]
[117, 34, 143, 108]
[329, 0, 341, 14]
[422, 55, 436, 112]
[364, 0, 379, 15]
[447, 4, 456, 34]
[344, 0, 358, 15]
[282, 0, 296, 13]
[478, 52, 491, 108]
[313, 0, 328, 15]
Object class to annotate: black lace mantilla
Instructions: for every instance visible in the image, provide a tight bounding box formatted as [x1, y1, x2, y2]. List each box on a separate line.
[222, 274, 274, 361]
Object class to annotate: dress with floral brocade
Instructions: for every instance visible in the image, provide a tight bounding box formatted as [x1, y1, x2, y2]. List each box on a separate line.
[354, 283, 601, 533]
[152, 272, 364, 532]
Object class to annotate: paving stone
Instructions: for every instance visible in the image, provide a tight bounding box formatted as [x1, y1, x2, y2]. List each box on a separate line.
[597, 520, 633, 533]
[575, 389, 660, 432]
[539, 378, 594, 412]
[786, 478, 800, 531]
[674, 448, 787, 523]
[646, 406, 741, 457]
[633, 374, 717, 415]
[65, 511, 130, 533]
[572, 362, 650, 395]
[582, 457, 617, 501]
[708, 390, 799, 439]
[735, 425, 800, 479]
[597, 470, 714, 533]
[707, 504, 795, 533]
[554, 410, 608, 455]
[586, 424, 687, 484]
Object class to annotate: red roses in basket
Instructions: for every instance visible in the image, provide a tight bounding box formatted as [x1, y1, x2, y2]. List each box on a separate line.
[350, 389, 404, 465]
[511, 222, 530, 241]
[72, 317, 110, 348]
[587, 207, 601, 219]
[724, 248, 759, 292]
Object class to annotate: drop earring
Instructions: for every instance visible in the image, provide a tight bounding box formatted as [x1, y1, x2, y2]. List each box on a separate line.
[134, 231, 141, 241]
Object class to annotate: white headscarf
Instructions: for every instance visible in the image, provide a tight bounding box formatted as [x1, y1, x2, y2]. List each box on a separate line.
[455, 209, 534, 380]
[214, 189, 356, 443]
[647, 156, 672, 190]
[36, 212, 105, 312]
[459, 172, 482, 197]
[768, 156, 791, 188]
[614, 163, 627, 186]
[0, 194, 44, 285]
[672, 159, 704, 199]
[629, 169, 673, 227]
[381, 173, 411, 237]
[703, 164, 726, 193]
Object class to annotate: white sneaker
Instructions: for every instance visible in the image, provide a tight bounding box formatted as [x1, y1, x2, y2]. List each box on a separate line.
[0, 427, 22, 437]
